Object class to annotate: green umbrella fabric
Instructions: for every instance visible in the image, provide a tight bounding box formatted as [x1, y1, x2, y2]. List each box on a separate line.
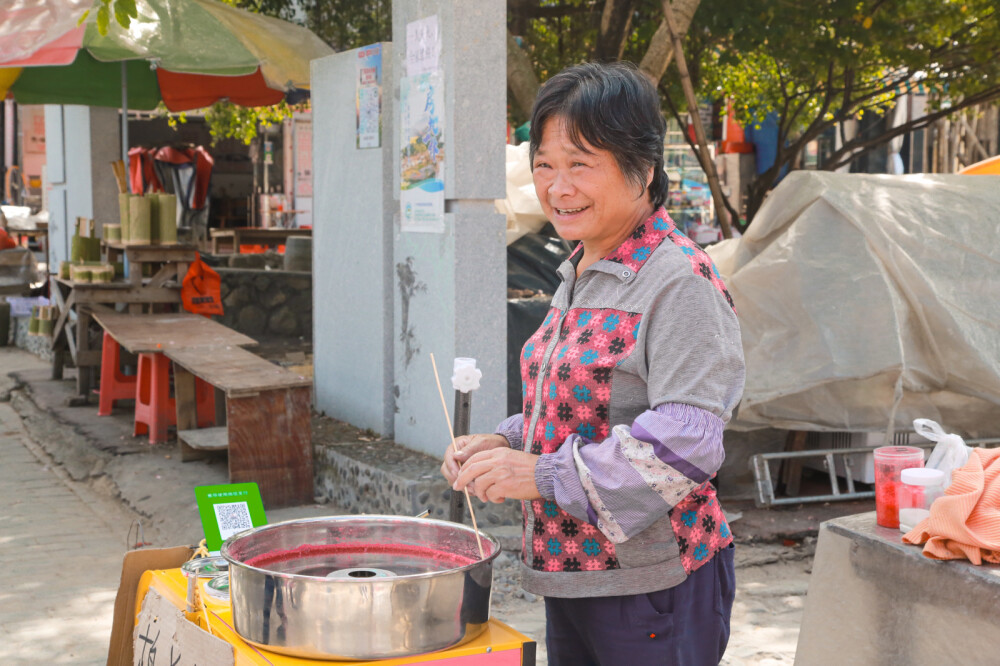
[85, 0, 261, 78]
[11, 51, 161, 110]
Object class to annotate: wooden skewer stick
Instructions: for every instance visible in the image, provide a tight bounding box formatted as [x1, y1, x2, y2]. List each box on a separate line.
[429, 353, 486, 560]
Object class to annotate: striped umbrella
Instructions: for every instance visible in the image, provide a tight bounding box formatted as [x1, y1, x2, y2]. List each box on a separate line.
[0, 0, 333, 112]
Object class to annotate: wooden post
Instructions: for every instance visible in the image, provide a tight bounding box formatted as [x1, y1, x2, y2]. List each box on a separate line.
[661, 0, 734, 238]
[174, 366, 206, 462]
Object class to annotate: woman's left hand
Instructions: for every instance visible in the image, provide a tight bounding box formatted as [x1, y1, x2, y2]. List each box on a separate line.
[452, 448, 542, 503]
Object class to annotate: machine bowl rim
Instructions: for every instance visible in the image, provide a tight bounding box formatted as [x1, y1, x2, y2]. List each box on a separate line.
[220, 514, 501, 582]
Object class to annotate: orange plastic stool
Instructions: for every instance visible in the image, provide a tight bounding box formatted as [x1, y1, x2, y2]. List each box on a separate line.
[134, 353, 175, 444]
[97, 332, 137, 416]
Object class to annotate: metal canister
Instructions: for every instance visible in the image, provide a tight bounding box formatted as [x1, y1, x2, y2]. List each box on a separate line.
[221, 515, 500, 661]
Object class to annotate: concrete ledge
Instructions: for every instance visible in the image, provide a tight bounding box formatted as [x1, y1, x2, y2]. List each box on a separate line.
[796, 512, 1000, 665]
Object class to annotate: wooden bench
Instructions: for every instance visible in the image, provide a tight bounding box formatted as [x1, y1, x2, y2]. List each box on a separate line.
[167, 345, 314, 509]
[90, 311, 313, 508]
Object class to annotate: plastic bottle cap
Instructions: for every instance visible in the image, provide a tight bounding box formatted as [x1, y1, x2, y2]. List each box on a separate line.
[901, 467, 945, 486]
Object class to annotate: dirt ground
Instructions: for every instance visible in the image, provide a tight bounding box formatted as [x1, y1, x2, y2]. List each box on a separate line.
[1, 345, 834, 664]
[488, 535, 814, 665]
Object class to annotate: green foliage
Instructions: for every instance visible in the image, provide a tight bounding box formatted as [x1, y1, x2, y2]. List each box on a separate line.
[84, 0, 325, 146]
[694, 0, 1000, 135]
[204, 100, 305, 146]
[236, 0, 391, 50]
[81, 0, 137, 35]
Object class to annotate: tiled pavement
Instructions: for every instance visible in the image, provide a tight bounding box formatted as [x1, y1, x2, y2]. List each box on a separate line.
[0, 401, 129, 665]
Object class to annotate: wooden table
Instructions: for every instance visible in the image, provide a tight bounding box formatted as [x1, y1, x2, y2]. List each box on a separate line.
[89, 311, 256, 353]
[209, 227, 311, 254]
[49, 278, 183, 398]
[8, 227, 47, 257]
[91, 311, 313, 508]
[52, 243, 198, 397]
[167, 345, 313, 508]
[103, 242, 197, 304]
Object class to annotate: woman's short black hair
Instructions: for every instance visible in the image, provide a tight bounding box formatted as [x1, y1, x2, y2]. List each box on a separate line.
[529, 61, 669, 209]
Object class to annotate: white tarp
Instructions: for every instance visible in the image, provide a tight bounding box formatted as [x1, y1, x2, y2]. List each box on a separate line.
[707, 171, 1000, 437]
[495, 143, 549, 245]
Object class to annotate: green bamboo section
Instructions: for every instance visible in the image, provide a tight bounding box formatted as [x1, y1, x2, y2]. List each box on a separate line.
[129, 195, 152, 244]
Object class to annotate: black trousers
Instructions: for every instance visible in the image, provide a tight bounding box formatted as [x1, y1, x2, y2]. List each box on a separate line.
[543, 544, 735, 666]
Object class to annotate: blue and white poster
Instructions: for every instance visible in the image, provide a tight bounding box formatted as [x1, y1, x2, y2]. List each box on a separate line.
[399, 71, 445, 233]
[356, 43, 382, 149]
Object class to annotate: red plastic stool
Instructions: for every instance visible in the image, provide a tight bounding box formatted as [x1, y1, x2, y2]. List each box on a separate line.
[134, 353, 217, 443]
[97, 332, 137, 416]
[134, 353, 175, 444]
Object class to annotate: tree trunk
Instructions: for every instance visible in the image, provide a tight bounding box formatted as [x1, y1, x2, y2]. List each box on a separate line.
[638, 0, 701, 84]
[596, 0, 635, 61]
[661, 0, 732, 239]
[507, 28, 540, 120]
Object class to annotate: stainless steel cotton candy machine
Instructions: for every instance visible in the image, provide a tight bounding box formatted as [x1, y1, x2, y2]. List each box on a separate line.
[220, 515, 501, 661]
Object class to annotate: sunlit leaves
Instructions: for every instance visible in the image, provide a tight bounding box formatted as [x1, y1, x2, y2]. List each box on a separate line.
[86, 0, 138, 35]
[693, 0, 1000, 136]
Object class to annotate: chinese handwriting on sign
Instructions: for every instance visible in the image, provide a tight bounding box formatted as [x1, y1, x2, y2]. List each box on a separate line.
[136, 622, 181, 666]
[405, 15, 440, 76]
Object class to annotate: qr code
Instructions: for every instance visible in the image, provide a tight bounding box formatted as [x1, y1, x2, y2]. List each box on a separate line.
[214, 501, 253, 540]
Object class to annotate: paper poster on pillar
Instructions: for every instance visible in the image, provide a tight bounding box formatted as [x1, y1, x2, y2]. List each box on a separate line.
[356, 43, 382, 149]
[399, 72, 445, 233]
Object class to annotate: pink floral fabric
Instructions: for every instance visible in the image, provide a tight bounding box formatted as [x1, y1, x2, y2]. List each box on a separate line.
[520, 305, 641, 571]
[519, 207, 735, 575]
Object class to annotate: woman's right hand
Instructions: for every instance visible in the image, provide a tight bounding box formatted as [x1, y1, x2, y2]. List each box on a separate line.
[441, 433, 510, 486]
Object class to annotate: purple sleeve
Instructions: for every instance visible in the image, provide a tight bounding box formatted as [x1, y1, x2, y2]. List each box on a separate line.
[494, 413, 525, 451]
[533, 403, 724, 543]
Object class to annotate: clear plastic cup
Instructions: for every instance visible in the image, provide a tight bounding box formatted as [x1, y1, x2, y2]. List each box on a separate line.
[873, 446, 925, 528]
[898, 467, 946, 532]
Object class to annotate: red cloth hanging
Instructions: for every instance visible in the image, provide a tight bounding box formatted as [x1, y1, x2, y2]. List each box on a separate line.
[127, 146, 166, 194]
[154, 145, 214, 210]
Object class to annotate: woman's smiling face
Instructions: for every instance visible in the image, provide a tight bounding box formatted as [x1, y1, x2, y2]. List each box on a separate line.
[532, 116, 653, 258]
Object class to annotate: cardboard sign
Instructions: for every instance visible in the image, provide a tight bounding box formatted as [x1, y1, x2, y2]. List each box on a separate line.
[133, 587, 235, 666]
[194, 483, 267, 553]
[107, 546, 193, 666]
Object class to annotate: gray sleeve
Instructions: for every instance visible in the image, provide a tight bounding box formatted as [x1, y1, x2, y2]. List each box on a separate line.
[640, 272, 745, 422]
[494, 413, 524, 451]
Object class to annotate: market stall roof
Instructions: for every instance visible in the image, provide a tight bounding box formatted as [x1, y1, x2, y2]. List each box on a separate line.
[708, 171, 1000, 437]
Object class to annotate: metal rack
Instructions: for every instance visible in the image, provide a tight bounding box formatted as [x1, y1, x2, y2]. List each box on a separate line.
[750, 437, 1000, 507]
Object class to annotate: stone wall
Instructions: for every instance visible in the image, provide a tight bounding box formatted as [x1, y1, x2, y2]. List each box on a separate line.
[313, 440, 522, 527]
[217, 268, 312, 341]
[10, 316, 55, 361]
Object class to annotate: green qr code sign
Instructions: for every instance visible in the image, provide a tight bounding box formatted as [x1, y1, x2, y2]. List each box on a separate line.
[195, 483, 267, 553]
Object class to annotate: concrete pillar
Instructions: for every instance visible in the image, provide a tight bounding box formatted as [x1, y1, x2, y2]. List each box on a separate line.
[311, 45, 397, 437]
[390, 0, 507, 456]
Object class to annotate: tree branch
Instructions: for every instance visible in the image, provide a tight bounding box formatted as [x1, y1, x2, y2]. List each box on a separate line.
[823, 87, 1000, 170]
[509, 3, 599, 21]
[662, 0, 734, 238]
[595, 0, 635, 61]
[661, 86, 743, 232]
[506, 28, 540, 121]
[637, 0, 701, 84]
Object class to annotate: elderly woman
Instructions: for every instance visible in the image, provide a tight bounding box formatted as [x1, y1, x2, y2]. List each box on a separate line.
[443, 61, 744, 665]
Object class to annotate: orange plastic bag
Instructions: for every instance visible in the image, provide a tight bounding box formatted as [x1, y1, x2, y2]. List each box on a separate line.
[0, 228, 17, 250]
[181, 253, 224, 316]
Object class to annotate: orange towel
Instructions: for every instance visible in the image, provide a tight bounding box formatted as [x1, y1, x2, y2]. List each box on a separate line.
[903, 447, 1000, 564]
